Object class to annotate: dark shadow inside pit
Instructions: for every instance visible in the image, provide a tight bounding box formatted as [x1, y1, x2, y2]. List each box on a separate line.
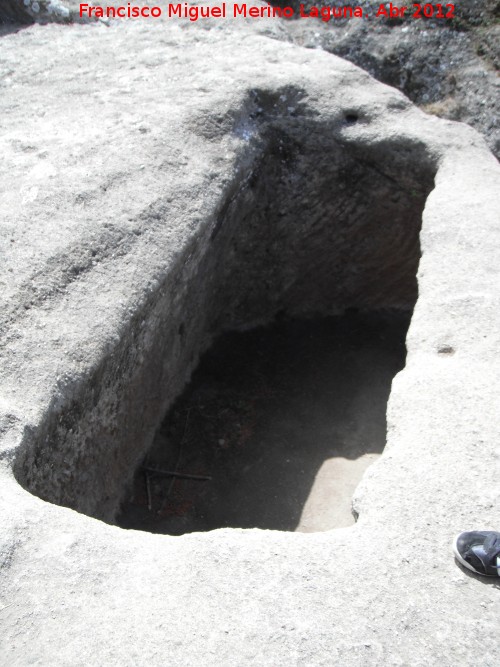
[118, 310, 410, 534]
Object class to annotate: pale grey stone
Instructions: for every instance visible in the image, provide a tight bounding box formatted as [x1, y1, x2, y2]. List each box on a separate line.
[0, 8, 499, 666]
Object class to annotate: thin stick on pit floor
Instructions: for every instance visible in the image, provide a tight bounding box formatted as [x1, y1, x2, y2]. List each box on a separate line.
[156, 407, 194, 516]
[144, 452, 153, 511]
[145, 472, 152, 511]
[142, 466, 212, 481]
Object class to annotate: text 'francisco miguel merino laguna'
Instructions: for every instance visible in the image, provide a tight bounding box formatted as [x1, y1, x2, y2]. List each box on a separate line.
[79, 3, 369, 21]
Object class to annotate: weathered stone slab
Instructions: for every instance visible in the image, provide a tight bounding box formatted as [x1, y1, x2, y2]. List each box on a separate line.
[0, 9, 499, 666]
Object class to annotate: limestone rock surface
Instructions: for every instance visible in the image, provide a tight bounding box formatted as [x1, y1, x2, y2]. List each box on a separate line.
[0, 8, 500, 667]
[3, 0, 498, 158]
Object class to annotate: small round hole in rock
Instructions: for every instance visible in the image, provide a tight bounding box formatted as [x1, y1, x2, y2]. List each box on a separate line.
[344, 113, 359, 124]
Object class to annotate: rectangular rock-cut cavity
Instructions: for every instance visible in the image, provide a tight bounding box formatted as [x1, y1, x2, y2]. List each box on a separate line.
[13, 90, 436, 529]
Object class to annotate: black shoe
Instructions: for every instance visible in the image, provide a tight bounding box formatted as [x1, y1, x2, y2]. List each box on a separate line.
[453, 531, 500, 577]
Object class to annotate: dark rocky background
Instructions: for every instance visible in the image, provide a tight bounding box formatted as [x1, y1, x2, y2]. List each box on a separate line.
[0, 0, 70, 24]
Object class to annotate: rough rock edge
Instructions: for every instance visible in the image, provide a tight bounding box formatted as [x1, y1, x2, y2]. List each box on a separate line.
[0, 0, 72, 24]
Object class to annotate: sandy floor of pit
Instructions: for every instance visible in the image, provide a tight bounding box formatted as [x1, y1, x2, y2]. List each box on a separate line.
[119, 311, 410, 534]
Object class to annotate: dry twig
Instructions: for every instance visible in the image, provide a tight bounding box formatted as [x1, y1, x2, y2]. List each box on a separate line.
[145, 472, 152, 511]
[142, 466, 211, 481]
